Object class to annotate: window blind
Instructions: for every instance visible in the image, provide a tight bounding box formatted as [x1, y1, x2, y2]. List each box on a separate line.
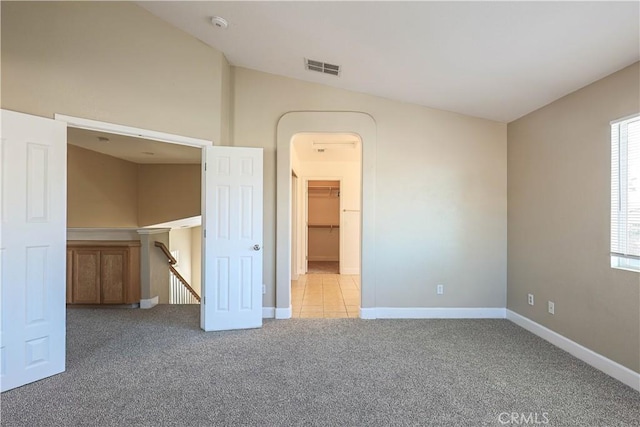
[611, 115, 640, 262]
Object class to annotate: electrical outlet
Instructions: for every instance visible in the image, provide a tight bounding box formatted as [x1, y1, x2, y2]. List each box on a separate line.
[262, 284, 266, 295]
[548, 301, 555, 315]
[436, 284, 444, 295]
[528, 293, 534, 306]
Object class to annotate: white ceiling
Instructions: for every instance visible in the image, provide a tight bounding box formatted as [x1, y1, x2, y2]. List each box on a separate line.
[138, 1, 639, 123]
[144, 215, 202, 230]
[68, 127, 201, 164]
[293, 133, 362, 163]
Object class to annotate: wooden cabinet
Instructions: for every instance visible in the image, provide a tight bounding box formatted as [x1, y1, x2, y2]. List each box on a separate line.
[66, 241, 141, 305]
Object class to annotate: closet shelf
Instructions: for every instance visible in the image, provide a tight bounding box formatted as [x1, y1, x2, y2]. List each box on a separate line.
[308, 224, 340, 229]
[308, 186, 340, 198]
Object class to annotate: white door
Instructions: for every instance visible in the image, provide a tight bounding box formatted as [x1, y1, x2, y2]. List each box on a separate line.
[1, 110, 67, 392]
[201, 146, 263, 331]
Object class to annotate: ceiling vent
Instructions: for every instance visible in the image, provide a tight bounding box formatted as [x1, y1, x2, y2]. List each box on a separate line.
[305, 58, 340, 76]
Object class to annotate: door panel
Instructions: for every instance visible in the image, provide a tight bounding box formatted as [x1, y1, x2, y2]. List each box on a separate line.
[73, 250, 100, 304]
[201, 146, 263, 331]
[101, 250, 126, 304]
[66, 249, 73, 303]
[1, 110, 66, 392]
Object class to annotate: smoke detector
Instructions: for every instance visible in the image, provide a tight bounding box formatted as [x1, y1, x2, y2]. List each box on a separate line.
[210, 16, 229, 29]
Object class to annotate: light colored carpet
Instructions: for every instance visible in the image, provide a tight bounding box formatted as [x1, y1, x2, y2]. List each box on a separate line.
[1, 306, 638, 426]
[307, 261, 339, 274]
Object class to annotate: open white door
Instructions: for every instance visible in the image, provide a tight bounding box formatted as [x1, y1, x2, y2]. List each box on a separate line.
[201, 146, 263, 331]
[1, 110, 67, 392]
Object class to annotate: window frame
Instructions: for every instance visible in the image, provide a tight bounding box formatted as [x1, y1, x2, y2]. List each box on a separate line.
[611, 113, 640, 272]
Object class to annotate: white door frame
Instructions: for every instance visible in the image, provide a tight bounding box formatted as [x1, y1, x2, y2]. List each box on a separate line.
[275, 112, 377, 319]
[54, 114, 213, 321]
[303, 176, 343, 272]
[54, 115, 211, 148]
[291, 172, 298, 280]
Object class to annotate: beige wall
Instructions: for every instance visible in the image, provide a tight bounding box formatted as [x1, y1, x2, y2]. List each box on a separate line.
[150, 232, 171, 304]
[507, 62, 640, 372]
[307, 228, 340, 262]
[67, 145, 138, 227]
[169, 227, 193, 285]
[232, 67, 507, 309]
[1, 1, 225, 142]
[220, 55, 233, 146]
[137, 164, 201, 226]
[68, 146, 200, 228]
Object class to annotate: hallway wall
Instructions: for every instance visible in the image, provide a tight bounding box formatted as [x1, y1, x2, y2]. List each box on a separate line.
[235, 68, 506, 309]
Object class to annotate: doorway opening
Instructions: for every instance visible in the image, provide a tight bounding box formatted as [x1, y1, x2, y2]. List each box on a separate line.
[57, 114, 210, 316]
[290, 133, 362, 318]
[275, 111, 377, 319]
[307, 179, 341, 274]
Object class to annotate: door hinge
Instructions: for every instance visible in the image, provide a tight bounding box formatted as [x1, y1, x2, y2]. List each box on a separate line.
[204, 162, 207, 171]
[203, 296, 205, 304]
[204, 229, 207, 238]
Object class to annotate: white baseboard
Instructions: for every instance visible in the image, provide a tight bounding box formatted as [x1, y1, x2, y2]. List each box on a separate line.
[340, 267, 360, 275]
[361, 307, 506, 319]
[275, 306, 292, 319]
[262, 307, 275, 318]
[139, 296, 158, 309]
[292, 273, 299, 281]
[507, 310, 640, 391]
[360, 307, 376, 319]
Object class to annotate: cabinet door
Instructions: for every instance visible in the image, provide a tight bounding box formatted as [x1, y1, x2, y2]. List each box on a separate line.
[101, 249, 127, 304]
[66, 249, 73, 303]
[73, 250, 101, 304]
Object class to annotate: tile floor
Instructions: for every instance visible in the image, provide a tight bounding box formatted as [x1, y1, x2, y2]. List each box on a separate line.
[291, 273, 361, 318]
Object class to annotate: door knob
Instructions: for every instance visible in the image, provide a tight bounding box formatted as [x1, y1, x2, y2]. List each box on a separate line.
[253, 244, 261, 251]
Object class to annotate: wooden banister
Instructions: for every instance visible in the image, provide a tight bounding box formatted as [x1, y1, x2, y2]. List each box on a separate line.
[154, 241, 200, 303]
[169, 265, 201, 303]
[154, 241, 177, 265]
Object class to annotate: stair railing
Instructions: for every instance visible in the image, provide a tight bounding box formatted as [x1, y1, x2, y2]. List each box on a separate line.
[154, 241, 201, 304]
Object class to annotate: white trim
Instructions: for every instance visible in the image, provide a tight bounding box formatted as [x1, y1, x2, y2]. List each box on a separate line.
[145, 215, 202, 230]
[275, 306, 292, 319]
[361, 307, 507, 319]
[136, 228, 171, 235]
[610, 113, 640, 125]
[340, 267, 360, 275]
[611, 254, 640, 272]
[67, 228, 140, 241]
[54, 114, 213, 147]
[262, 307, 275, 319]
[291, 273, 299, 281]
[360, 307, 377, 319]
[139, 296, 159, 309]
[507, 310, 640, 391]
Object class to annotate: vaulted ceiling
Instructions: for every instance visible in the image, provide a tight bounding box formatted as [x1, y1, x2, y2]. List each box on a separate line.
[138, 1, 639, 123]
